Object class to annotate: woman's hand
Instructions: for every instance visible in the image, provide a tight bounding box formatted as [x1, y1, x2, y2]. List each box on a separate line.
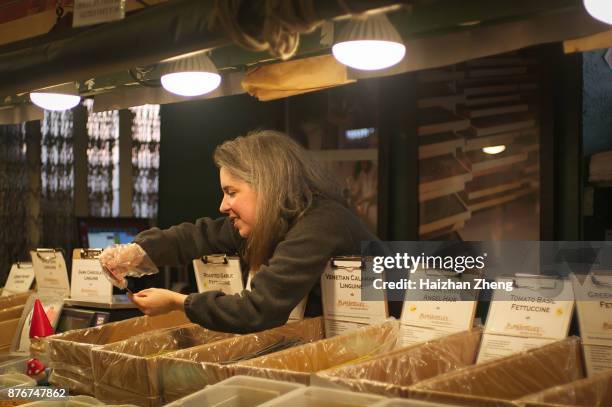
[128, 288, 187, 316]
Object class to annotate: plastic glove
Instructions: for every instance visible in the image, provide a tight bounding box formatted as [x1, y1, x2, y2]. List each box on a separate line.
[99, 243, 159, 290]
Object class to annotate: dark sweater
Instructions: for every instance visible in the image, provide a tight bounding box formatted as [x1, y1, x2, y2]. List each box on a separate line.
[134, 198, 378, 333]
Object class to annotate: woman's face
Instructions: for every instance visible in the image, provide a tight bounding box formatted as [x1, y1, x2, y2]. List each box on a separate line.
[219, 167, 257, 237]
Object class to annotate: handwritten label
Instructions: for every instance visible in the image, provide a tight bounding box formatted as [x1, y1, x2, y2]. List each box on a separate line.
[71, 259, 113, 303]
[193, 257, 243, 295]
[2, 263, 35, 296]
[30, 250, 70, 297]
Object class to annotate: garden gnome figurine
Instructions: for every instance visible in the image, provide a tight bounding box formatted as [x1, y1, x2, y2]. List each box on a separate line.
[27, 299, 55, 384]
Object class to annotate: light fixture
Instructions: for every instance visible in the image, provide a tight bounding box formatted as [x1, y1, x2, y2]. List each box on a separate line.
[482, 145, 506, 155]
[159, 51, 221, 97]
[584, 0, 612, 25]
[332, 13, 406, 71]
[30, 82, 81, 111]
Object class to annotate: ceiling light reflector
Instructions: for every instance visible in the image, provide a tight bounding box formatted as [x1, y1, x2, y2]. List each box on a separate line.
[332, 13, 406, 71]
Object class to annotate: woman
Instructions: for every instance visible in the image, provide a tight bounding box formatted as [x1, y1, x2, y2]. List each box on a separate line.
[101, 130, 378, 333]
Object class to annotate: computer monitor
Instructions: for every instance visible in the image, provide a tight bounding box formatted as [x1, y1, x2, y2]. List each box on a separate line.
[76, 217, 151, 249]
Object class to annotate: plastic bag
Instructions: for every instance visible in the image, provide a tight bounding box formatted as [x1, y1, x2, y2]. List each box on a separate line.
[46, 312, 190, 396]
[159, 317, 324, 402]
[312, 327, 482, 398]
[99, 244, 158, 290]
[233, 319, 400, 385]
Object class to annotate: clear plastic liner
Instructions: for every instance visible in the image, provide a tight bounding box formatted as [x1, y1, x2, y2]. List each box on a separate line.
[0, 373, 37, 390]
[0, 355, 28, 375]
[257, 386, 387, 407]
[91, 324, 234, 402]
[99, 244, 158, 290]
[159, 317, 324, 402]
[45, 312, 190, 395]
[409, 337, 585, 407]
[16, 395, 138, 407]
[164, 376, 305, 407]
[520, 370, 612, 407]
[94, 383, 161, 407]
[233, 320, 400, 385]
[312, 327, 483, 398]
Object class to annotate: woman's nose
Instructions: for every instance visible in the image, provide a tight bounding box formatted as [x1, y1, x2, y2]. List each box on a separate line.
[219, 196, 230, 214]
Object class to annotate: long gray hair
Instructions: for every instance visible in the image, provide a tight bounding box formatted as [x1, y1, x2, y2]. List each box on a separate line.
[214, 130, 343, 269]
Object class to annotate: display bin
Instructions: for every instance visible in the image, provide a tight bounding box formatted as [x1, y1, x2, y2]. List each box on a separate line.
[233, 320, 399, 385]
[45, 311, 190, 395]
[0, 293, 32, 309]
[520, 370, 612, 407]
[166, 376, 304, 407]
[409, 337, 585, 407]
[0, 306, 25, 323]
[0, 355, 28, 374]
[0, 319, 21, 354]
[0, 302, 26, 355]
[91, 324, 234, 406]
[257, 386, 386, 407]
[372, 398, 458, 407]
[312, 327, 482, 398]
[159, 318, 324, 402]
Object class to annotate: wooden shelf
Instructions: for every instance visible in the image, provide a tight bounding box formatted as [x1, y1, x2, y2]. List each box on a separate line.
[419, 132, 465, 159]
[467, 170, 523, 200]
[310, 148, 377, 162]
[419, 193, 471, 236]
[419, 154, 472, 202]
[468, 185, 533, 212]
[458, 75, 539, 96]
[418, 69, 465, 83]
[464, 57, 538, 67]
[469, 112, 537, 137]
[457, 101, 529, 119]
[418, 94, 466, 110]
[461, 129, 520, 152]
[465, 93, 522, 107]
[465, 149, 529, 176]
[467, 66, 529, 79]
[418, 107, 470, 136]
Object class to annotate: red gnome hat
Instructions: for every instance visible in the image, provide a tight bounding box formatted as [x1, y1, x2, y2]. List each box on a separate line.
[29, 299, 54, 338]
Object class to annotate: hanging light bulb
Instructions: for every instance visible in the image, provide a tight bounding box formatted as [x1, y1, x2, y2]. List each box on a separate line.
[584, 0, 612, 25]
[30, 83, 81, 111]
[332, 13, 406, 71]
[482, 145, 506, 155]
[159, 51, 221, 97]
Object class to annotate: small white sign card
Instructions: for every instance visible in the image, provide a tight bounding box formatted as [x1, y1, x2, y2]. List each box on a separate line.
[73, 0, 126, 28]
[193, 255, 244, 295]
[571, 272, 612, 376]
[321, 256, 388, 338]
[399, 269, 479, 347]
[246, 271, 307, 323]
[30, 249, 71, 297]
[1, 262, 35, 297]
[71, 249, 113, 303]
[478, 275, 574, 364]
